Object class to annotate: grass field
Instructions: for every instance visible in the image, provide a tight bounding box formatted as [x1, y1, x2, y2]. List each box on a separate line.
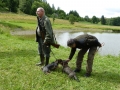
[0, 12, 120, 90]
[0, 32, 120, 90]
[0, 12, 120, 31]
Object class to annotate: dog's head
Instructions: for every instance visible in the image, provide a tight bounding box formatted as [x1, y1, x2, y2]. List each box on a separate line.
[59, 60, 68, 67]
[55, 59, 68, 67]
[55, 59, 63, 64]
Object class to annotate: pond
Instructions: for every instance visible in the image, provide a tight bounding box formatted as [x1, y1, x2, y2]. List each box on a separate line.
[55, 31, 120, 56]
[11, 30, 120, 56]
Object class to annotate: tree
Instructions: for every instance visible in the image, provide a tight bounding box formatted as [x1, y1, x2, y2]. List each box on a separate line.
[109, 17, 120, 26]
[52, 4, 56, 11]
[6, 0, 19, 12]
[58, 10, 66, 19]
[0, 0, 6, 8]
[19, 0, 33, 14]
[84, 15, 91, 22]
[69, 14, 75, 24]
[54, 7, 67, 19]
[1, 0, 18, 12]
[52, 13, 58, 23]
[31, 1, 43, 15]
[68, 10, 80, 22]
[69, 10, 80, 17]
[101, 15, 106, 25]
[43, 3, 53, 16]
[91, 16, 99, 24]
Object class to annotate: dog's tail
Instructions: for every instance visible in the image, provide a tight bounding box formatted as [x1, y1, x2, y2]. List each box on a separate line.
[73, 75, 80, 82]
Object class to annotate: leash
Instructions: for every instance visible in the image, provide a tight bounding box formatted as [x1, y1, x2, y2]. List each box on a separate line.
[51, 49, 57, 60]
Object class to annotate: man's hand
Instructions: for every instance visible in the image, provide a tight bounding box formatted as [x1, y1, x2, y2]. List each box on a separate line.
[66, 59, 70, 62]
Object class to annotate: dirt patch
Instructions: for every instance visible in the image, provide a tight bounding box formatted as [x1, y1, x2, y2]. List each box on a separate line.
[10, 30, 69, 35]
[11, 30, 35, 35]
[10, 28, 109, 35]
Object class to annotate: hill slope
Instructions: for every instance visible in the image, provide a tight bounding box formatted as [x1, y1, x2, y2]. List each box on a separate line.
[0, 12, 120, 32]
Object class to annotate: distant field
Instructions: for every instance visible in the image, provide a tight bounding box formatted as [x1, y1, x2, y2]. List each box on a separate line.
[0, 12, 120, 32]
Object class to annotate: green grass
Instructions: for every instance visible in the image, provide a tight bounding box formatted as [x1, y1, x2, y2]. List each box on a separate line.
[0, 12, 37, 30]
[0, 12, 120, 90]
[0, 12, 120, 31]
[0, 33, 120, 90]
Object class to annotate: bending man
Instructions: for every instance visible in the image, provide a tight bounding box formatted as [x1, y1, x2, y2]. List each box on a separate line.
[67, 34, 101, 77]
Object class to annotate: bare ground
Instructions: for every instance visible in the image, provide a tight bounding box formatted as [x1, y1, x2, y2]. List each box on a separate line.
[10, 28, 110, 35]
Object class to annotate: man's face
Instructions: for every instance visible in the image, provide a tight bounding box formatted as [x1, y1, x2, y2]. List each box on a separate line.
[36, 8, 43, 18]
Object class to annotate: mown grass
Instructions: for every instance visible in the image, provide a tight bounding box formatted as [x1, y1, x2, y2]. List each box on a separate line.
[0, 12, 120, 31]
[0, 33, 120, 90]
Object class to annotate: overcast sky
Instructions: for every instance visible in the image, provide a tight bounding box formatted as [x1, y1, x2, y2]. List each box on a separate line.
[47, 0, 120, 18]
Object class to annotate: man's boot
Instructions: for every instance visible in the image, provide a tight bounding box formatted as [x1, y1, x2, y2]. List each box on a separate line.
[84, 73, 91, 77]
[36, 54, 44, 66]
[45, 57, 49, 66]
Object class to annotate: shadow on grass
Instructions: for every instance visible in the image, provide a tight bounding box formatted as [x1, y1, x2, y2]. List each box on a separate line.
[92, 71, 120, 84]
[68, 69, 120, 84]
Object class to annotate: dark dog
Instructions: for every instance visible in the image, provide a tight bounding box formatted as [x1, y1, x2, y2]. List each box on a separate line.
[42, 59, 62, 74]
[60, 60, 80, 82]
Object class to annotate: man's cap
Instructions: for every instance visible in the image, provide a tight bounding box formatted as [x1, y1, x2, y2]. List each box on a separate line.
[67, 39, 75, 46]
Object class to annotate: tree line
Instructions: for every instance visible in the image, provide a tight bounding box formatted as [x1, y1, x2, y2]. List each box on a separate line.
[0, 0, 120, 26]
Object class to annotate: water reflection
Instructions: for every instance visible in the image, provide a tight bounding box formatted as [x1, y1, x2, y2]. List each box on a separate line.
[55, 32, 120, 56]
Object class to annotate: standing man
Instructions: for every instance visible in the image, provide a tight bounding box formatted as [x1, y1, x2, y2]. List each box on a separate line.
[67, 34, 101, 77]
[35, 7, 55, 66]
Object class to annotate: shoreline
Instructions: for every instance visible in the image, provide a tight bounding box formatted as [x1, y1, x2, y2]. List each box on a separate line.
[10, 28, 114, 35]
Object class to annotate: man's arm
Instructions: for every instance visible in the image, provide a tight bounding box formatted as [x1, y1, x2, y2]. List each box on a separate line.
[44, 18, 54, 44]
[68, 48, 76, 61]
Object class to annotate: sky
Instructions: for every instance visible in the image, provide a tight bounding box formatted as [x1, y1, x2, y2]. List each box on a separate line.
[47, 0, 120, 18]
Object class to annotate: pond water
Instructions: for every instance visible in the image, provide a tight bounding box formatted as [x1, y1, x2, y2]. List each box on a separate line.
[11, 30, 120, 56]
[55, 31, 120, 56]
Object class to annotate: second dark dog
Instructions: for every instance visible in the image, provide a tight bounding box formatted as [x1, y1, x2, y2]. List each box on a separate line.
[60, 60, 80, 82]
[42, 59, 62, 74]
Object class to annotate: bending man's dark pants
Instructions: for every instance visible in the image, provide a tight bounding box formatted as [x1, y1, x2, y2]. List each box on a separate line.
[76, 46, 97, 73]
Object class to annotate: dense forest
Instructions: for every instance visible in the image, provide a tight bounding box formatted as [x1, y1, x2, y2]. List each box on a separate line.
[0, 0, 120, 26]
